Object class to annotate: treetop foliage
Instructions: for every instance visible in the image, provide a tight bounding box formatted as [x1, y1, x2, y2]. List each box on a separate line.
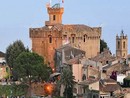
[5, 40, 26, 68]
[100, 39, 109, 53]
[14, 51, 51, 82]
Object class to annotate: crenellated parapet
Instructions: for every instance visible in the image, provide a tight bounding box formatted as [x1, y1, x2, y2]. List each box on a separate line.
[30, 28, 47, 38]
[30, 26, 62, 38]
[62, 25, 101, 40]
[47, 7, 64, 14]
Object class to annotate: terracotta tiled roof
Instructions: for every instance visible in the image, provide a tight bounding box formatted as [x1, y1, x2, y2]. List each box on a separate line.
[79, 79, 99, 85]
[102, 63, 121, 70]
[30, 24, 96, 33]
[66, 57, 79, 65]
[100, 83, 121, 92]
[57, 44, 85, 53]
[100, 79, 121, 92]
[63, 24, 94, 32]
[56, 44, 85, 62]
[90, 49, 116, 65]
[103, 78, 117, 83]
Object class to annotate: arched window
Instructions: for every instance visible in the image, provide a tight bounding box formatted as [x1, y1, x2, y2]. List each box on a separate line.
[72, 37, 74, 43]
[83, 35, 87, 42]
[83, 35, 86, 42]
[123, 41, 125, 49]
[53, 15, 56, 21]
[49, 35, 52, 43]
[71, 34, 75, 43]
[118, 41, 120, 49]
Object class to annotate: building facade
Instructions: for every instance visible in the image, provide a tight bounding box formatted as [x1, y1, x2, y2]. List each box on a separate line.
[29, 3, 101, 68]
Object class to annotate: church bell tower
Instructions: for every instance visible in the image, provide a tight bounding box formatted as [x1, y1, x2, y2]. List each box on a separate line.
[116, 30, 128, 58]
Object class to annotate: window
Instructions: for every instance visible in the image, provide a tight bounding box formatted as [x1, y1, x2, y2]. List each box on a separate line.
[72, 37, 75, 43]
[118, 41, 120, 49]
[124, 53, 126, 57]
[83, 35, 87, 42]
[110, 92, 113, 96]
[53, 15, 56, 21]
[82, 74, 86, 81]
[83, 88, 86, 93]
[71, 34, 75, 43]
[84, 35, 86, 42]
[63, 35, 67, 39]
[93, 95, 96, 98]
[106, 61, 109, 64]
[49, 35, 52, 43]
[123, 41, 125, 49]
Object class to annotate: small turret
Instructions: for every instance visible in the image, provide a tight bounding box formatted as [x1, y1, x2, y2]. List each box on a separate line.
[45, 3, 64, 26]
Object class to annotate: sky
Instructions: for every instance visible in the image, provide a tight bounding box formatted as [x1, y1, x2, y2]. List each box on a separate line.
[0, 0, 130, 54]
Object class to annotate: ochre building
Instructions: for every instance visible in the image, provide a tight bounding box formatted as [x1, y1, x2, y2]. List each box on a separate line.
[29, 4, 102, 68]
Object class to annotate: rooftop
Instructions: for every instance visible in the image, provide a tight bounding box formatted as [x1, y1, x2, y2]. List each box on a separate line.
[52, 3, 61, 8]
[30, 24, 100, 33]
[100, 79, 121, 92]
[0, 51, 5, 57]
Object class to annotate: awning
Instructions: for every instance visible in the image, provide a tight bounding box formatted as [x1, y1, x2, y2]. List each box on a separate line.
[50, 72, 61, 78]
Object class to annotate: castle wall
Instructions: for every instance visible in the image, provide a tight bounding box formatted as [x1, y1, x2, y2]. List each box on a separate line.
[62, 27, 101, 58]
[30, 28, 62, 68]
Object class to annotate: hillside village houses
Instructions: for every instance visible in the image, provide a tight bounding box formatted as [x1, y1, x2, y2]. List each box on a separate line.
[0, 2, 130, 98]
[29, 2, 130, 98]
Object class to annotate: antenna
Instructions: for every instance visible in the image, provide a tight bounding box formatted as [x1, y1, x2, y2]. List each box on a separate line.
[50, 0, 52, 6]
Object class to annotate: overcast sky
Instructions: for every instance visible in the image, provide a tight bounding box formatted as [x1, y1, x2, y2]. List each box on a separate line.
[0, 0, 130, 54]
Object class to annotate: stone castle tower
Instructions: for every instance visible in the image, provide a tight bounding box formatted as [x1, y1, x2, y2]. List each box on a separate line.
[29, 3, 101, 68]
[116, 30, 128, 58]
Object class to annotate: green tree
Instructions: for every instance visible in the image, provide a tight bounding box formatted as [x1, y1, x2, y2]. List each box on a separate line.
[0, 84, 28, 97]
[100, 39, 109, 53]
[5, 40, 26, 69]
[60, 67, 74, 98]
[14, 51, 51, 97]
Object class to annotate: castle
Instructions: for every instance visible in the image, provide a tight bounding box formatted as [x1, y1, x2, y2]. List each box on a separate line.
[29, 3, 101, 68]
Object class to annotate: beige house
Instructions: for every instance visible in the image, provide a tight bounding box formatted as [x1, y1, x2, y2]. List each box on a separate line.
[71, 59, 101, 83]
[77, 79, 99, 98]
[100, 79, 121, 98]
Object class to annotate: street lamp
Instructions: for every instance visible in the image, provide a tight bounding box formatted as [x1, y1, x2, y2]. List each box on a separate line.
[44, 83, 54, 95]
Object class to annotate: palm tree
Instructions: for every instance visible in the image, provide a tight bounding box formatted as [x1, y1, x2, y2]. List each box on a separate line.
[60, 67, 75, 98]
